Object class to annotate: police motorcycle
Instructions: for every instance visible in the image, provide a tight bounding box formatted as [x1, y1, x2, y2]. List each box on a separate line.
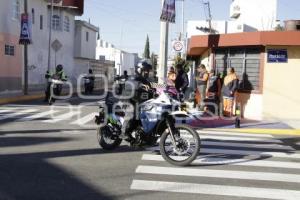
[45, 65, 67, 105]
[95, 62, 200, 166]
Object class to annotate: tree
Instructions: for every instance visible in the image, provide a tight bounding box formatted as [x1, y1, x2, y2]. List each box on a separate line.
[275, 24, 284, 31]
[143, 35, 150, 59]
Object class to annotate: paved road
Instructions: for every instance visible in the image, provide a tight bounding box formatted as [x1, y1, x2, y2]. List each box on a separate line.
[0, 98, 300, 200]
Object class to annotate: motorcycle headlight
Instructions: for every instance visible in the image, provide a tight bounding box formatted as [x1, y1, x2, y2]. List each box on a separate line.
[141, 104, 153, 111]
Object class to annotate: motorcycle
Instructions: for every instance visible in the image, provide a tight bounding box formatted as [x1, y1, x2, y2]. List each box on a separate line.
[46, 77, 64, 105]
[84, 76, 94, 94]
[95, 88, 200, 166]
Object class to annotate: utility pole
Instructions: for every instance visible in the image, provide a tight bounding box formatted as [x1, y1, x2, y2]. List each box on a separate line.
[158, 0, 169, 84]
[47, 0, 54, 71]
[204, 1, 213, 34]
[23, 0, 28, 95]
[180, 0, 185, 58]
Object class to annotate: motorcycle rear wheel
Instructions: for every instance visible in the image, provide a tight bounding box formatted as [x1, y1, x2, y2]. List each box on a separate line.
[97, 126, 122, 150]
[159, 124, 200, 166]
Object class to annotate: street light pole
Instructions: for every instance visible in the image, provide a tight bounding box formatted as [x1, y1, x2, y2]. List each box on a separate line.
[47, 0, 54, 71]
[23, 0, 28, 95]
[158, 0, 169, 84]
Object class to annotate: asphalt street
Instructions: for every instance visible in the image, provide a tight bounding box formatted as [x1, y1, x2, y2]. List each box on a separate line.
[0, 97, 300, 200]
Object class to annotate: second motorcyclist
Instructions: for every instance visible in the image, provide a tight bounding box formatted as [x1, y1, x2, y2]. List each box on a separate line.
[44, 64, 67, 103]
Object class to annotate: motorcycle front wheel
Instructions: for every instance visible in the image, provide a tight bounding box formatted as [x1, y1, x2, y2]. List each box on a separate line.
[97, 126, 122, 150]
[159, 125, 200, 166]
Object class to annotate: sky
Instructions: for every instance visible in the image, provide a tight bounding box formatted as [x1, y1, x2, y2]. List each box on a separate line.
[79, 0, 300, 56]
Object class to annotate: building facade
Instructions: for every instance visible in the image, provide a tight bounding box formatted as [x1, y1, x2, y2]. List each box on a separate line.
[188, 31, 300, 125]
[96, 39, 139, 76]
[0, 0, 84, 95]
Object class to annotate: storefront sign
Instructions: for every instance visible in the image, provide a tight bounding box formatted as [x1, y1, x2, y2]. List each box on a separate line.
[19, 13, 32, 45]
[267, 49, 288, 63]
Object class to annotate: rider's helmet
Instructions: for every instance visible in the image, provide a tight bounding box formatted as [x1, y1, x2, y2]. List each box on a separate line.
[136, 60, 152, 77]
[56, 64, 63, 72]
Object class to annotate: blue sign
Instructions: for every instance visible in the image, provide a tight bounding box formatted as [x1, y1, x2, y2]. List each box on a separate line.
[267, 49, 288, 63]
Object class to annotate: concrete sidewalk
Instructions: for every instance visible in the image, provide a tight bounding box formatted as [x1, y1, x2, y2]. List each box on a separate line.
[188, 112, 300, 136]
[0, 92, 45, 105]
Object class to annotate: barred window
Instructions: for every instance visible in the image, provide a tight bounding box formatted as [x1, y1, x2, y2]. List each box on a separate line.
[5, 45, 15, 56]
[52, 15, 60, 31]
[215, 48, 261, 91]
[64, 16, 70, 32]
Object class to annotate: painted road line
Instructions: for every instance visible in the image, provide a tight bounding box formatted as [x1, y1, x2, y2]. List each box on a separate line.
[208, 128, 300, 136]
[201, 148, 300, 159]
[0, 109, 37, 121]
[16, 110, 59, 122]
[202, 141, 295, 151]
[71, 112, 98, 126]
[199, 135, 282, 144]
[130, 180, 300, 200]
[0, 110, 12, 114]
[146, 147, 300, 159]
[136, 165, 300, 183]
[142, 154, 300, 169]
[198, 130, 274, 138]
[43, 111, 79, 123]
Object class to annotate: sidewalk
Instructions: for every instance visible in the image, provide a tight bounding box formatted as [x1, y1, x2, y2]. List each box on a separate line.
[0, 91, 44, 105]
[188, 112, 300, 136]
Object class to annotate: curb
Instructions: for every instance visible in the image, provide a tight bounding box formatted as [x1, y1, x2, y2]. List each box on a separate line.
[0, 94, 44, 105]
[205, 128, 300, 136]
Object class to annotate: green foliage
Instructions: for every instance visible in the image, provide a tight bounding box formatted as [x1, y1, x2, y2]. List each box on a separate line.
[143, 35, 150, 59]
[174, 56, 191, 73]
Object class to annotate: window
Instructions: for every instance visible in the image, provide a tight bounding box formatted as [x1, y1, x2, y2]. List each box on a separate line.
[64, 16, 70, 32]
[52, 15, 60, 31]
[5, 45, 15, 56]
[40, 15, 43, 30]
[31, 9, 35, 24]
[214, 48, 261, 91]
[12, 0, 20, 20]
[86, 32, 89, 42]
[296, 25, 300, 30]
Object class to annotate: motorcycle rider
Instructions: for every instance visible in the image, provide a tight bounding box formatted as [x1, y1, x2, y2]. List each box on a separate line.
[44, 64, 67, 102]
[84, 69, 95, 94]
[109, 60, 153, 142]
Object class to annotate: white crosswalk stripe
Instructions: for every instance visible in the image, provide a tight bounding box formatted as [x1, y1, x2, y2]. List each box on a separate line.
[43, 111, 80, 123]
[141, 154, 300, 169]
[199, 135, 283, 143]
[136, 165, 300, 183]
[0, 106, 99, 126]
[131, 132, 300, 200]
[131, 180, 300, 200]
[71, 112, 98, 126]
[0, 109, 37, 121]
[16, 110, 59, 122]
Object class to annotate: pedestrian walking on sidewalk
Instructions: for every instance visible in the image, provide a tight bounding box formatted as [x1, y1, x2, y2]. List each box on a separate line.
[222, 67, 239, 117]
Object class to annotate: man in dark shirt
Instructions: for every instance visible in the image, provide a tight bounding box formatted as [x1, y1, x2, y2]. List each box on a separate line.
[175, 63, 189, 101]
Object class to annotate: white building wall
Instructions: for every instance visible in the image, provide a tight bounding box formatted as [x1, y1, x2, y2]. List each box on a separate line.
[96, 40, 137, 76]
[230, 0, 277, 31]
[0, 0, 23, 35]
[74, 21, 98, 59]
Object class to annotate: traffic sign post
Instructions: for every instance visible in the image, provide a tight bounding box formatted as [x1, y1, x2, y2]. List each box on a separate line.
[51, 39, 63, 67]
